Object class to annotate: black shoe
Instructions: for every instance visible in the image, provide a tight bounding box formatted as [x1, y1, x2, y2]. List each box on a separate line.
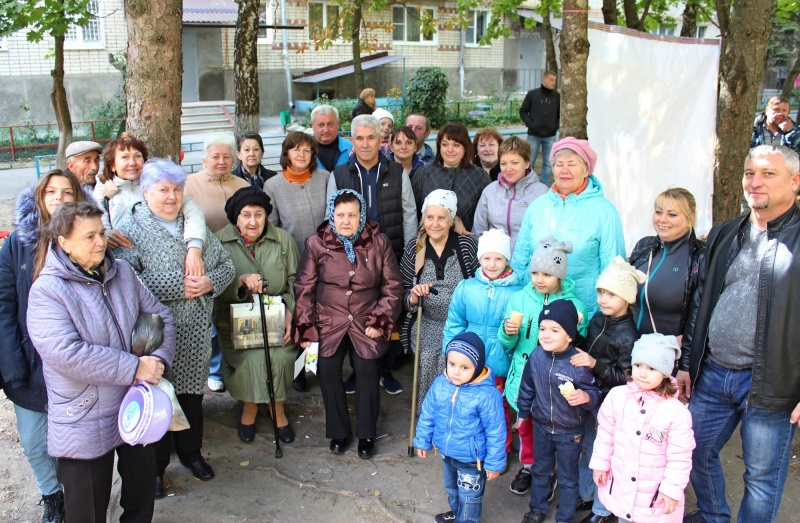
[293, 372, 307, 392]
[238, 422, 256, 443]
[179, 457, 215, 481]
[576, 498, 594, 512]
[547, 474, 558, 502]
[276, 424, 295, 443]
[433, 511, 456, 523]
[155, 476, 165, 499]
[579, 514, 616, 523]
[344, 374, 356, 394]
[521, 511, 546, 523]
[357, 438, 375, 459]
[509, 467, 532, 495]
[39, 490, 65, 523]
[683, 511, 708, 523]
[329, 437, 349, 454]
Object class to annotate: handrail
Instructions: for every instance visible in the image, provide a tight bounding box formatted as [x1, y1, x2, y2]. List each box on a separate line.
[0, 119, 125, 161]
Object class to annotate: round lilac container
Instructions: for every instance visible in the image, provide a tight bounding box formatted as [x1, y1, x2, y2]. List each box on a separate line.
[118, 382, 173, 445]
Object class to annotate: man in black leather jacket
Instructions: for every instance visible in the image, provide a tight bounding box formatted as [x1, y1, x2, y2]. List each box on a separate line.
[679, 145, 800, 523]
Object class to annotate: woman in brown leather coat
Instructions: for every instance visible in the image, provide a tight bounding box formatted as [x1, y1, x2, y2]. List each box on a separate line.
[294, 189, 403, 459]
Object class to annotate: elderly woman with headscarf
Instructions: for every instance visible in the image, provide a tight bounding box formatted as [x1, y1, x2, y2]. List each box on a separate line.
[399, 189, 479, 413]
[27, 201, 176, 522]
[294, 189, 403, 459]
[114, 159, 234, 493]
[510, 137, 625, 318]
[215, 187, 300, 444]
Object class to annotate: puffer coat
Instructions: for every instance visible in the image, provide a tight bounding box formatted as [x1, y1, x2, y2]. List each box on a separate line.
[27, 247, 176, 460]
[413, 368, 506, 472]
[497, 278, 588, 411]
[590, 379, 695, 523]
[510, 175, 625, 319]
[442, 267, 524, 378]
[294, 220, 403, 359]
[580, 311, 639, 398]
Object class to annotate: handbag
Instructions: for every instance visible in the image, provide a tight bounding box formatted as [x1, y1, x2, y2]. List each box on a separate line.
[230, 295, 286, 349]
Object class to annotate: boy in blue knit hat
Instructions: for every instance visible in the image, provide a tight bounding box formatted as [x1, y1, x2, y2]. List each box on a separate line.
[514, 300, 602, 523]
[414, 332, 507, 523]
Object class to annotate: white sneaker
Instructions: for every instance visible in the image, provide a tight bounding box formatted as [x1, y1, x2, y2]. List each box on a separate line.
[207, 377, 225, 392]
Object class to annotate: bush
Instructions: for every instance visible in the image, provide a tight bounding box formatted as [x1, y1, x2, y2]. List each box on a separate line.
[406, 67, 449, 129]
[87, 84, 126, 139]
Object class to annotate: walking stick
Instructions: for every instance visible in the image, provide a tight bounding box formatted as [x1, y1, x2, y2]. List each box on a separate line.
[407, 295, 424, 457]
[256, 280, 283, 458]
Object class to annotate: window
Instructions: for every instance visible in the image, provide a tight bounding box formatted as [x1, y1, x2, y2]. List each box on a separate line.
[308, 2, 340, 40]
[649, 24, 675, 36]
[65, 0, 102, 46]
[259, 1, 276, 42]
[465, 10, 489, 45]
[695, 25, 707, 38]
[392, 6, 435, 43]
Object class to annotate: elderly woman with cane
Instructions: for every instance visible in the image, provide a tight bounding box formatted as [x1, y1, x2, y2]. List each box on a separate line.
[215, 187, 300, 445]
[294, 189, 403, 459]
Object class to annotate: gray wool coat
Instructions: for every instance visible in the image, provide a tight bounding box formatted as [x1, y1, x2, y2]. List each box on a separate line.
[115, 201, 235, 394]
[27, 247, 176, 460]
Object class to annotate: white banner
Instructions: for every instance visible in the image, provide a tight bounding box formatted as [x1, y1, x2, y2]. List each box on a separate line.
[586, 23, 720, 252]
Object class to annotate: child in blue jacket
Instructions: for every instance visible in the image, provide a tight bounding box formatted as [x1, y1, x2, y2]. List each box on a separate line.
[414, 332, 506, 523]
[514, 300, 601, 523]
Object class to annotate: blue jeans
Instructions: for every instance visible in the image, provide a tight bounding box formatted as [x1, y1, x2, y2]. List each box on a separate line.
[689, 359, 796, 523]
[209, 325, 222, 380]
[578, 408, 611, 516]
[526, 134, 556, 186]
[531, 423, 582, 522]
[442, 456, 486, 522]
[13, 404, 60, 495]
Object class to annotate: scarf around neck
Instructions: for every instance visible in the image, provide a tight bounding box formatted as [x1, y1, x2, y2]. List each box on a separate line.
[326, 189, 367, 264]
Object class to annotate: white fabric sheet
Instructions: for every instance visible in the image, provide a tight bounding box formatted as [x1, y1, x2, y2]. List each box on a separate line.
[586, 23, 720, 252]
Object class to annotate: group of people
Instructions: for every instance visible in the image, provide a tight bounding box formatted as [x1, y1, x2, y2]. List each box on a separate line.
[0, 80, 799, 523]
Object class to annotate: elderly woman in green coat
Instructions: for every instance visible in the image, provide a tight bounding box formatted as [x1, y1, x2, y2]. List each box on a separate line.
[215, 187, 300, 444]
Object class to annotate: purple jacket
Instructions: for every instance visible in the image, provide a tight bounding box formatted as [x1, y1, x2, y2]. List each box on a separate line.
[27, 247, 176, 460]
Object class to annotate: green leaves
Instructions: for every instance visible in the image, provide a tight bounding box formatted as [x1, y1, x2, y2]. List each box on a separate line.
[0, 0, 93, 42]
[407, 67, 449, 128]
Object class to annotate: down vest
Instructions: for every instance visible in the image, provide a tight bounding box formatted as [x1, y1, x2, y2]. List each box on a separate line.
[442, 268, 524, 378]
[27, 247, 176, 460]
[590, 380, 695, 523]
[413, 368, 506, 473]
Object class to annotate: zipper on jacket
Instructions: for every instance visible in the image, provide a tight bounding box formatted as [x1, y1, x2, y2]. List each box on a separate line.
[101, 282, 127, 349]
[445, 387, 460, 457]
[649, 483, 661, 508]
[526, 316, 533, 339]
[549, 353, 556, 433]
[608, 476, 614, 495]
[586, 317, 607, 355]
[473, 440, 482, 471]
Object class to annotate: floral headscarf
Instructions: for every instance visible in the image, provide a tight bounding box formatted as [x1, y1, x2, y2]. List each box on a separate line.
[326, 188, 367, 264]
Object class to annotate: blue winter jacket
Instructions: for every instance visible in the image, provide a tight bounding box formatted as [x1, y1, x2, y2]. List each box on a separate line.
[442, 268, 524, 378]
[414, 368, 507, 473]
[517, 344, 601, 434]
[510, 176, 625, 319]
[316, 136, 354, 170]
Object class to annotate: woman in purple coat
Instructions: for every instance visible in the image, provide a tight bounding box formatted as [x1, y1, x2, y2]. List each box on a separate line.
[27, 202, 176, 523]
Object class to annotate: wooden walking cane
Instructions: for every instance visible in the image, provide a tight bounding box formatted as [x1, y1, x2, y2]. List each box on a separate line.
[407, 294, 424, 457]
[256, 280, 283, 458]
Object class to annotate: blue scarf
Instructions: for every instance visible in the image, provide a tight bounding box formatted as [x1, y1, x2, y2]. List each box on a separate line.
[326, 189, 367, 264]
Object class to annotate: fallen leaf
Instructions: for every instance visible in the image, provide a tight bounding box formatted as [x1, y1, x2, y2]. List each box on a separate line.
[240, 461, 250, 467]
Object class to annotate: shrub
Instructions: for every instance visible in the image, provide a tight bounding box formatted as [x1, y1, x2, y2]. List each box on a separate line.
[406, 67, 449, 129]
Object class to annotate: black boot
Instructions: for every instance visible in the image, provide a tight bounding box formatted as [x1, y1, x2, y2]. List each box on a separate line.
[40, 490, 65, 523]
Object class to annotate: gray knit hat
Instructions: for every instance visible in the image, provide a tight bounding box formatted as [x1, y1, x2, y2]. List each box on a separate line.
[529, 235, 573, 280]
[631, 333, 681, 377]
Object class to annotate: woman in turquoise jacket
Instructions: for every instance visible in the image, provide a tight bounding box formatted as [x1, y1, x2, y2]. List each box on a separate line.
[510, 137, 624, 319]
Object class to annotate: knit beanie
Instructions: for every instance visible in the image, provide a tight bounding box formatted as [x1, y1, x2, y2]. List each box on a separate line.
[477, 228, 512, 262]
[538, 299, 578, 340]
[446, 332, 486, 382]
[225, 186, 273, 225]
[631, 333, 681, 377]
[548, 136, 597, 175]
[596, 255, 648, 305]
[372, 108, 394, 123]
[529, 235, 572, 280]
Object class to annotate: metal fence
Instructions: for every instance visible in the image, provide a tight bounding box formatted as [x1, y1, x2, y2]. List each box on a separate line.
[0, 119, 125, 162]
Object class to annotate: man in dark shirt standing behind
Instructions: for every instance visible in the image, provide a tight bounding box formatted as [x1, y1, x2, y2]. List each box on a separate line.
[519, 71, 560, 186]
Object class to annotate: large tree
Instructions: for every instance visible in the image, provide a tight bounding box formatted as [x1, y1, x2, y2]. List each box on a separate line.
[234, 0, 260, 135]
[559, 0, 589, 139]
[124, 0, 183, 160]
[0, 0, 93, 168]
[713, 0, 779, 222]
[768, 0, 800, 98]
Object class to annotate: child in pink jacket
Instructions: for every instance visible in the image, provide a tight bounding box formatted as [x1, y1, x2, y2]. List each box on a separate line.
[589, 334, 695, 522]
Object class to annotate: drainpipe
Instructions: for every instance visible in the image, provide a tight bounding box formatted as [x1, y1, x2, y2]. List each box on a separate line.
[459, 27, 466, 98]
[280, 0, 293, 109]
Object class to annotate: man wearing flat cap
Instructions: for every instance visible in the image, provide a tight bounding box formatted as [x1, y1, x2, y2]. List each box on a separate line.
[65, 141, 103, 190]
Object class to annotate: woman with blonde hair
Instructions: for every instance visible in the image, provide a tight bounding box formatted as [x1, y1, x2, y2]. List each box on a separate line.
[352, 88, 376, 118]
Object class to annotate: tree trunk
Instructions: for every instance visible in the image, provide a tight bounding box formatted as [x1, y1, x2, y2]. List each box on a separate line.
[234, 0, 260, 135]
[542, 5, 558, 75]
[124, 0, 183, 160]
[352, 6, 365, 94]
[51, 34, 73, 169]
[781, 54, 800, 99]
[680, 0, 698, 37]
[602, 0, 618, 26]
[713, 0, 778, 223]
[559, 0, 589, 139]
[622, 0, 640, 30]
